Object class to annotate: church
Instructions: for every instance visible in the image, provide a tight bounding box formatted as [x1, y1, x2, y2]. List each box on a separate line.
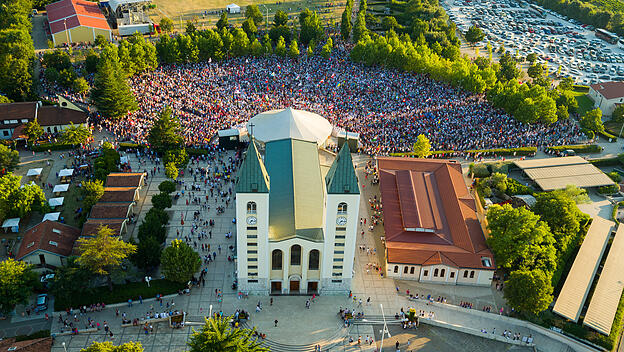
[235, 108, 360, 295]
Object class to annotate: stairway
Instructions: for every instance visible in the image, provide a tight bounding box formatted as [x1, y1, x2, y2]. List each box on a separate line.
[239, 321, 349, 352]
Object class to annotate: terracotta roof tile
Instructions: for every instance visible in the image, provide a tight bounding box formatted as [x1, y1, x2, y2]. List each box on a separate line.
[46, 0, 110, 34]
[590, 81, 624, 100]
[99, 187, 137, 203]
[81, 218, 125, 237]
[89, 203, 132, 219]
[106, 173, 144, 188]
[16, 221, 80, 260]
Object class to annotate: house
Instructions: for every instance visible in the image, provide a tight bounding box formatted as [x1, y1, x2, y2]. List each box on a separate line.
[589, 81, 624, 116]
[100, 187, 140, 203]
[0, 102, 88, 140]
[16, 220, 81, 270]
[46, 0, 112, 46]
[106, 172, 146, 189]
[378, 157, 495, 286]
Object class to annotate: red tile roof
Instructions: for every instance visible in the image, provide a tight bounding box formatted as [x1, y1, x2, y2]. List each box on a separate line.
[37, 106, 87, 126]
[106, 173, 145, 188]
[0, 337, 52, 352]
[590, 81, 624, 100]
[378, 157, 494, 270]
[99, 187, 138, 203]
[89, 202, 132, 219]
[16, 221, 81, 260]
[46, 0, 110, 34]
[81, 218, 126, 237]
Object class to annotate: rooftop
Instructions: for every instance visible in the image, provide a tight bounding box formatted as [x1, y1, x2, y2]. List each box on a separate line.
[16, 220, 81, 260]
[46, 0, 110, 34]
[590, 81, 624, 100]
[89, 202, 132, 219]
[378, 157, 493, 270]
[106, 172, 144, 188]
[325, 143, 360, 195]
[514, 156, 614, 191]
[99, 187, 137, 203]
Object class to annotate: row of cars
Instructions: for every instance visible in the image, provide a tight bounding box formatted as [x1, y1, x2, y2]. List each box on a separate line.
[443, 0, 624, 85]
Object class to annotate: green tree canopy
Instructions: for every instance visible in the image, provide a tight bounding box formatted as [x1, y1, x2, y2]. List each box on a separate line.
[465, 25, 485, 44]
[273, 10, 288, 27]
[340, 6, 352, 41]
[152, 192, 172, 210]
[533, 190, 585, 253]
[91, 45, 138, 119]
[580, 108, 605, 133]
[61, 122, 92, 145]
[0, 258, 38, 314]
[165, 162, 179, 180]
[321, 37, 333, 59]
[299, 10, 324, 46]
[288, 39, 300, 58]
[0, 144, 19, 172]
[76, 225, 136, 290]
[161, 239, 201, 283]
[246, 5, 264, 25]
[0, 173, 46, 220]
[527, 63, 544, 79]
[412, 134, 431, 158]
[148, 107, 184, 152]
[132, 236, 162, 271]
[526, 53, 537, 64]
[216, 12, 229, 30]
[158, 180, 177, 194]
[82, 179, 104, 209]
[497, 52, 520, 82]
[504, 269, 553, 315]
[275, 36, 287, 56]
[612, 105, 624, 123]
[23, 118, 43, 141]
[188, 315, 269, 352]
[81, 341, 144, 352]
[50, 256, 93, 306]
[159, 17, 174, 33]
[242, 18, 257, 39]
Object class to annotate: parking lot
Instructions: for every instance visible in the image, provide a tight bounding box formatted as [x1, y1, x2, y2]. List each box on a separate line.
[442, 0, 624, 85]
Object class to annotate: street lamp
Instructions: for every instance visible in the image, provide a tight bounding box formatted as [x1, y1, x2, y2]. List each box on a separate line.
[63, 19, 69, 46]
[209, 304, 213, 319]
[145, 276, 152, 287]
[379, 303, 391, 352]
[62, 342, 67, 352]
[260, 4, 269, 31]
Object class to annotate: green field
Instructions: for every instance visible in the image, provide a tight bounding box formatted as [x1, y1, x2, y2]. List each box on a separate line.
[149, 0, 345, 31]
[571, 90, 595, 116]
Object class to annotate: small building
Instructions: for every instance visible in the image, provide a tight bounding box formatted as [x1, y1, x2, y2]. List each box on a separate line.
[89, 202, 133, 220]
[589, 81, 624, 116]
[378, 157, 495, 286]
[514, 156, 615, 191]
[16, 220, 81, 270]
[226, 3, 241, 13]
[100, 187, 140, 203]
[106, 172, 145, 189]
[0, 102, 88, 140]
[46, 0, 112, 46]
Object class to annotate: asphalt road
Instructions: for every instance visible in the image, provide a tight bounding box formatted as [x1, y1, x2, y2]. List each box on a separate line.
[0, 317, 51, 339]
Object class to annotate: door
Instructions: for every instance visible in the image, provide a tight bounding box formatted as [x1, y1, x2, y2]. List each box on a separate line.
[289, 280, 299, 293]
[270, 281, 282, 294]
[307, 281, 318, 294]
[39, 254, 46, 266]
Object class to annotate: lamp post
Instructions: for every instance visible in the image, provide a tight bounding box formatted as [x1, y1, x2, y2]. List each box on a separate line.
[145, 276, 152, 287]
[260, 4, 269, 31]
[379, 303, 391, 352]
[63, 19, 69, 46]
[62, 342, 67, 352]
[209, 304, 213, 319]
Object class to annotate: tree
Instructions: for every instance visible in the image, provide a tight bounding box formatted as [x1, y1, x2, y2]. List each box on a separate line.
[527, 63, 544, 79]
[160, 17, 174, 33]
[534, 191, 584, 253]
[504, 269, 553, 315]
[412, 134, 431, 158]
[137, 216, 167, 244]
[91, 45, 138, 120]
[608, 171, 622, 183]
[75, 225, 137, 291]
[145, 207, 169, 226]
[275, 36, 287, 57]
[81, 341, 144, 352]
[486, 204, 556, 273]
[216, 12, 228, 30]
[23, 118, 43, 141]
[158, 180, 177, 194]
[82, 179, 104, 209]
[152, 192, 172, 210]
[0, 145, 18, 172]
[381, 16, 399, 32]
[340, 7, 352, 41]
[580, 108, 605, 133]
[188, 315, 269, 352]
[246, 5, 264, 25]
[299, 10, 323, 46]
[321, 38, 332, 59]
[352, 12, 367, 43]
[465, 25, 485, 45]
[0, 95, 10, 104]
[262, 34, 272, 55]
[250, 38, 263, 57]
[61, 122, 92, 145]
[273, 10, 289, 27]
[242, 18, 257, 39]
[558, 77, 574, 91]
[612, 105, 624, 123]
[288, 39, 300, 58]
[132, 236, 162, 271]
[161, 239, 201, 283]
[148, 107, 184, 152]
[0, 173, 46, 221]
[73, 77, 90, 94]
[0, 258, 37, 314]
[560, 185, 591, 204]
[42, 49, 71, 71]
[526, 53, 537, 64]
[186, 21, 197, 34]
[497, 52, 520, 82]
[165, 162, 179, 180]
[231, 28, 250, 57]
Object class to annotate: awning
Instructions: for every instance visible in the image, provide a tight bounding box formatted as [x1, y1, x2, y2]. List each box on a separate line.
[58, 169, 74, 177]
[1, 218, 20, 228]
[42, 212, 61, 222]
[53, 184, 69, 193]
[27, 168, 43, 176]
[49, 197, 65, 207]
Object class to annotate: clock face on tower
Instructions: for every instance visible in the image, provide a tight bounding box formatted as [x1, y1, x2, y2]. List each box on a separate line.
[247, 216, 257, 225]
[336, 216, 347, 226]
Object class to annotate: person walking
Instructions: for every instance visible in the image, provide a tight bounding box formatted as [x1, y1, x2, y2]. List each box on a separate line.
[274, 319, 278, 327]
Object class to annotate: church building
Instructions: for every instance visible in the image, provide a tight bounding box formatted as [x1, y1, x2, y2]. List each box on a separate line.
[235, 108, 360, 295]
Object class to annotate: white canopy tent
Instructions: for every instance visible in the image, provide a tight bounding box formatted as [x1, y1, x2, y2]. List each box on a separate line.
[2, 218, 20, 233]
[42, 212, 61, 222]
[49, 197, 65, 207]
[247, 108, 332, 146]
[27, 168, 43, 177]
[226, 3, 241, 13]
[58, 169, 74, 177]
[53, 184, 69, 193]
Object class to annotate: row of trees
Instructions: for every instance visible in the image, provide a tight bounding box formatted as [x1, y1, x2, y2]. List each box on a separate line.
[0, 0, 35, 101]
[486, 186, 590, 314]
[42, 50, 89, 94]
[535, 0, 624, 37]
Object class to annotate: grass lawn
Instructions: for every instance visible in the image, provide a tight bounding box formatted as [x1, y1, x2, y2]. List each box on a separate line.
[571, 90, 595, 116]
[13, 159, 52, 186]
[149, 0, 345, 30]
[605, 120, 624, 138]
[57, 178, 87, 228]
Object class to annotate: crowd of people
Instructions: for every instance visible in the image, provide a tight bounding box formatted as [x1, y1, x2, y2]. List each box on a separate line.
[94, 50, 586, 154]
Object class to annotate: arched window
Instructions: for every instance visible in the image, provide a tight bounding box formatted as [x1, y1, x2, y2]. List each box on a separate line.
[410, 267, 415, 274]
[440, 269, 446, 277]
[470, 271, 475, 279]
[403, 266, 408, 274]
[463, 270, 469, 278]
[308, 250, 320, 270]
[290, 245, 301, 266]
[337, 202, 348, 214]
[434, 268, 439, 277]
[247, 201, 257, 214]
[271, 250, 282, 270]
[394, 265, 399, 273]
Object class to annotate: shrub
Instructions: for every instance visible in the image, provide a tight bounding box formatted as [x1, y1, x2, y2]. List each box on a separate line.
[470, 163, 490, 178]
[151, 192, 172, 209]
[145, 207, 169, 226]
[489, 161, 511, 175]
[546, 145, 602, 154]
[608, 171, 622, 183]
[599, 130, 617, 142]
[158, 180, 176, 194]
[14, 330, 50, 341]
[598, 184, 620, 194]
[589, 157, 621, 167]
[506, 178, 532, 196]
[392, 147, 537, 157]
[31, 143, 74, 152]
[118, 142, 146, 151]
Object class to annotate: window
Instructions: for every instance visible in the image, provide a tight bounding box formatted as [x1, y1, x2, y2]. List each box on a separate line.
[403, 266, 409, 274]
[463, 270, 469, 278]
[248, 280, 258, 283]
[247, 234, 257, 239]
[423, 270, 429, 276]
[333, 265, 343, 270]
[440, 269, 445, 277]
[394, 265, 399, 273]
[434, 268, 439, 277]
[334, 258, 344, 262]
[248, 265, 258, 270]
[332, 273, 342, 277]
[247, 250, 257, 254]
[481, 257, 492, 268]
[336, 227, 346, 232]
[248, 258, 258, 262]
[309, 250, 320, 270]
[247, 242, 257, 246]
[450, 272, 455, 279]
[335, 242, 345, 247]
[271, 250, 282, 270]
[337, 202, 348, 214]
[247, 201, 257, 214]
[335, 234, 346, 239]
[334, 250, 344, 254]
[290, 245, 301, 266]
[470, 271, 475, 279]
[247, 226, 257, 231]
[332, 279, 342, 283]
[410, 267, 415, 274]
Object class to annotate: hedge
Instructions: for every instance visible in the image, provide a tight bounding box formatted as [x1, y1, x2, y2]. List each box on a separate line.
[589, 157, 621, 167]
[14, 330, 50, 341]
[53, 279, 185, 311]
[613, 201, 624, 225]
[391, 147, 537, 157]
[573, 85, 590, 92]
[599, 130, 618, 141]
[546, 145, 601, 153]
[31, 143, 74, 152]
[118, 142, 146, 151]
[187, 148, 212, 156]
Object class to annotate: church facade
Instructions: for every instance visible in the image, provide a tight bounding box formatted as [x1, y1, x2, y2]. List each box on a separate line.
[235, 137, 360, 295]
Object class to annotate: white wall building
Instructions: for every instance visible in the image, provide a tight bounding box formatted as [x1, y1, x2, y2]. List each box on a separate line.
[589, 81, 624, 116]
[236, 109, 360, 295]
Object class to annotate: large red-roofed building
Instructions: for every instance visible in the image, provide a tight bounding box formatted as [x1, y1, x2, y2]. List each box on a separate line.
[46, 0, 111, 46]
[378, 157, 495, 286]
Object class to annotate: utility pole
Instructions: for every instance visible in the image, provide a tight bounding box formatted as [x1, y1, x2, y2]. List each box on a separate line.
[261, 4, 269, 31]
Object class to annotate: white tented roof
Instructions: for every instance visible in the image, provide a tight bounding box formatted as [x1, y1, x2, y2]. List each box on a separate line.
[108, 0, 150, 12]
[226, 3, 240, 10]
[42, 212, 61, 222]
[247, 108, 332, 146]
[27, 168, 43, 176]
[218, 128, 240, 137]
[1, 218, 20, 228]
[53, 184, 69, 193]
[49, 197, 65, 207]
[59, 169, 74, 177]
